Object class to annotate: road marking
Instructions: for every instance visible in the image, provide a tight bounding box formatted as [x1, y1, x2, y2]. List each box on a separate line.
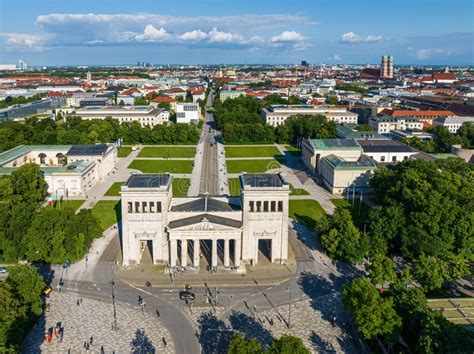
[129, 284, 153, 296]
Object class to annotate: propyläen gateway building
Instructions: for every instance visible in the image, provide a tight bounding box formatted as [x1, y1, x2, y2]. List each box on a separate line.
[120, 173, 289, 269]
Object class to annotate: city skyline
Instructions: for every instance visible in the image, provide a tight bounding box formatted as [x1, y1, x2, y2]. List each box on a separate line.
[0, 0, 473, 66]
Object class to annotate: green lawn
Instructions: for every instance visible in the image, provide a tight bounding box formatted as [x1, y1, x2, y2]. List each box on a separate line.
[117, 146, 132, 158]
[104, 182, 124, 196]
[289, 199, 326, 230]
[138, 146, 196, 158]
[225, 146, 283, 158]
[289, 184, 310, 196]
[226, 159, 281, 173]
[128, 159, 194, 173]
[331, 199, 370, 227]
[172, 178, 190, 197]
[91, 200, 121, 231]
[53, 199, 84, 211]
[228, 177, 241, 196]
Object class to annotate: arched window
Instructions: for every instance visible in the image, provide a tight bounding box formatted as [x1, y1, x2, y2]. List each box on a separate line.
[38, 153, 47, 164]
[56, 153, 66, 165]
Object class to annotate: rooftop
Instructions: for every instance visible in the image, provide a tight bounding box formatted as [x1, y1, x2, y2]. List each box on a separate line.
[124, 174, 171, 189]
[358, 139, 415, 153]
[171, 196, 238, 212]
[67, 144, 109, 156]
[241, 173, 286, 189]
[311, 139, 362, 151]
[322, 154, 377, 170]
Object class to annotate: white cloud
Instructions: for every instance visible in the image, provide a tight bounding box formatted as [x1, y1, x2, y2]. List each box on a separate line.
[0, 32, 49, 51]
[271, 31, 305, 43]
[340, 32, 382, 43]
[178, 30, 208, 41]
[329, 53, 342, 61]
[208, 28, 244, 43]
[135, 25, 171, 41]
[415, 48, 452, 59]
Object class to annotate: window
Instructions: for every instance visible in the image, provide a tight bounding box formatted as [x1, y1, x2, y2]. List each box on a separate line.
[149, 201, 155, 213]
[142, 201, 147, 213]
[392, 156, 397, 162]
[135, 201, 140, 213]
[128, 202, 133, 213]
[278, 201, 283, 212]
[271, 201, 276, 212]
[380, 156, 385, 162]
[256, 201, 262, 212]
[156, 201, 162, 213]
[403, 156, 408, 160]
[263, 201, 269, 212]
[249, 201, 255, 212]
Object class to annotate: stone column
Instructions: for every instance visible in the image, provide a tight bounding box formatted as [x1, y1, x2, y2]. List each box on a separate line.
[234, 237, 241, 267]
[181, 239, 188, 267]
[211, 239, 218, 268]
[224, 239, 230, 267]
[193, 239, 200, 267]
[170, 239, 177, 267]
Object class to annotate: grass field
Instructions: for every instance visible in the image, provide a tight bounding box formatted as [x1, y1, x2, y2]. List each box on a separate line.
[128, 159, 194, 173]
[225, 146, 283, 158]
[52, 199, 84, 211]
[91, 200, 121, 231]
[285, 145, 302, 157]
[331, 199, 370, 227]
[289, 183, 310, 196]
[289, 199, 326, 230]
[117, 146, 132, 158]
[226, 159, 281, 173]
[228, 177, 241, 196]
[104, 182, 124, 196]
[138, 146, 196, 158]
[172, 178, 190, 197]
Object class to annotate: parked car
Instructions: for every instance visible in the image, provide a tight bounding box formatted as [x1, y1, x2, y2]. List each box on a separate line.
[0, 267, 7, 274]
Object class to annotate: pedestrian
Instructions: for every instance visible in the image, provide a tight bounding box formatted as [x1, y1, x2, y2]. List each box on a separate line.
[84, 341, 87, 349]
[156, 309, 160, 318]
[86, 342, 90, 351]
[100, 345, 105, 354]
[162, 337, 167, 346]
[77, 299, 80, 306]
[90, 336, 93, 345]
[80, 298, 83, 304]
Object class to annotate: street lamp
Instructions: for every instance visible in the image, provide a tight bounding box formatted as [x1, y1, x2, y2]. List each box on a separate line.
[111, 279, 118, 330]
[287, 285, 292, 329]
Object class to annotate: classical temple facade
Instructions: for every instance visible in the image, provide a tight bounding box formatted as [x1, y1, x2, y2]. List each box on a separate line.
[120, 173, 289, 269]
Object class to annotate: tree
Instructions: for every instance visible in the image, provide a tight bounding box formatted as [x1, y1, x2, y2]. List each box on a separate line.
[343, 278, 401, 342]
[319, 207, 368, 263]
[269, 334, 309, 354]
[134, 96, 149, 106]
[0, 265, 45, 351]
[326, 96, 339, 105]
[227, 333, 262, 354]
[367, 254, 397, 286]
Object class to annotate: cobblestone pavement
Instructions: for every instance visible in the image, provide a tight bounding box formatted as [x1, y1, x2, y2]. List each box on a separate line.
[23, 292, 175, 353]
[188, 293, 359, 354]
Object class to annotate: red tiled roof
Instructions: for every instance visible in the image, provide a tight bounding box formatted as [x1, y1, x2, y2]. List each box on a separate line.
[151, 95, 176, 103]
[389, 110, 456, 118]
[433, 73, 457, 81]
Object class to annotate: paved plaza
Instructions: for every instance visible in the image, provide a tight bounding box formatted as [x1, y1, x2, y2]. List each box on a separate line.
[23, 292, 175, 353]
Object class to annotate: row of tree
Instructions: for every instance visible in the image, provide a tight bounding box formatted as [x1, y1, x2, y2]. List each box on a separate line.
[228, 333, 309, 354]
[0, 164, 102, 263]
[0, 265, 46, 351]
[316, 158, 474, 351]
[213, 95, 337, 144]
[402, 124, 474, 152]
[0, 116, 201, 152]
[0, 94, 44, 108]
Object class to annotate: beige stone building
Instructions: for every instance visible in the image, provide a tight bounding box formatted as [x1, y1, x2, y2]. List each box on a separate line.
[120, 173, 289, 268]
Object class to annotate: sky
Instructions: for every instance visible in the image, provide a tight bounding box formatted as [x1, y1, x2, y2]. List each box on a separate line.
[0, 0, 473, 66]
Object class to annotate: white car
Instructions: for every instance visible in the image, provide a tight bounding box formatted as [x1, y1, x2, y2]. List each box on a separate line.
[0, 267, 7, 274]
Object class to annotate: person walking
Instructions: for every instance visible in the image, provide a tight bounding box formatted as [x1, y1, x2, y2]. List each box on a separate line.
[90, 336, 93, 345]
[162, 337, 167, 346]
[156, 309, 160, 318]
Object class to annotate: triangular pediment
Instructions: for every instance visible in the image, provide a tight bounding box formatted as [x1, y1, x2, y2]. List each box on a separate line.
[167, 213, 242, 231]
